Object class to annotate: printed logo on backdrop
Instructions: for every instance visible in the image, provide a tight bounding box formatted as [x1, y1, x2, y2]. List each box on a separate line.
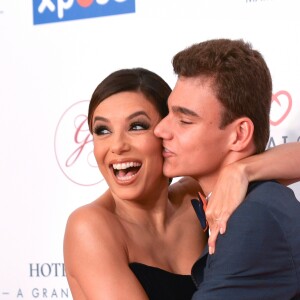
[1, 263, 69, 299]
[54, 100, 103, 186]
[33, 0, 135, 25]
[270, 90, 292, 126]
[268, 90, 300, 148]
[246, 0, 273, 2]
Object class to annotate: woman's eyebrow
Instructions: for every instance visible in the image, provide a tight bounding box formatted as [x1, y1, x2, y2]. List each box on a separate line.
[127, 111, 151, 120]
[93, 111, 151, 125]
[93, 116, 109, 124]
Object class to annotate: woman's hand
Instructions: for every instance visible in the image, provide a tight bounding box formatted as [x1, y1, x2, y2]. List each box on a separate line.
[205, 163, 249, 255]
[204, 142, 300, 255]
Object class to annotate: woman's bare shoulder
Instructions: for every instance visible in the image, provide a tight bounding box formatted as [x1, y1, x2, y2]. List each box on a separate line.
[65, 190, 119, 236]
[64, 190, 126, 259]
[63, 191, 147, 299]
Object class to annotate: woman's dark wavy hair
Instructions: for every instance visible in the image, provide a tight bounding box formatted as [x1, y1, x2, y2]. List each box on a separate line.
[88, 68, 171, 133]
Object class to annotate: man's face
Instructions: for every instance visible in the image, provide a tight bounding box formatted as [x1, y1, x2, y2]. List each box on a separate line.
[154, 76, 234, 189]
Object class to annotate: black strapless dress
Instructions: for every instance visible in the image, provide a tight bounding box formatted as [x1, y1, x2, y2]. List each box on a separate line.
[129, 262, 196, 300]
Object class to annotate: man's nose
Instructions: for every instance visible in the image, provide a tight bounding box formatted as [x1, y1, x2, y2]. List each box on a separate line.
[154, 116, 171, 139]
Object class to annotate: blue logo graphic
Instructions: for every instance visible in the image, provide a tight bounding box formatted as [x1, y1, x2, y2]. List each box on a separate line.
[33, 0, 135, 25]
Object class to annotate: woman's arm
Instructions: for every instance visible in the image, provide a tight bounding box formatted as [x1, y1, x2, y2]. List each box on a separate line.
[63, 202, 149, 300]
[206, 142, 300, 254]
[241, 142, 300, 185]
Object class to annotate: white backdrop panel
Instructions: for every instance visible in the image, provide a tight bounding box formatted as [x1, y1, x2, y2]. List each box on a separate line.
[0, 0, 299, 298]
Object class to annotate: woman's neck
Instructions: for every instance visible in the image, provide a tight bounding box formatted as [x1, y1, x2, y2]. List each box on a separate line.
[112, 183, 173, 233]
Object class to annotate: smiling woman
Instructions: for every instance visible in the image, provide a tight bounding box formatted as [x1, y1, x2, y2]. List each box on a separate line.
[63, 68, 206, 300]
[92, 91, 164, 196]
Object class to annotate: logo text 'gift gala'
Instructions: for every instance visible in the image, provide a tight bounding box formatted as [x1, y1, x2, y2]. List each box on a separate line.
[33, 0, 135, 25]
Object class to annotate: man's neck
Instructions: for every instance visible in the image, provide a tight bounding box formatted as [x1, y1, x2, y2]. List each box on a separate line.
[196, 177, 216, 199]
[195, 153, 253, 197]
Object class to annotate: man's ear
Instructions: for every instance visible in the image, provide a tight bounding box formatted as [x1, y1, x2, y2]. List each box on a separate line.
[230, 117, 254, 151]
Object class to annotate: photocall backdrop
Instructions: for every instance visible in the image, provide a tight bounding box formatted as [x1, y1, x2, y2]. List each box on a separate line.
[0, 0, 299, 298]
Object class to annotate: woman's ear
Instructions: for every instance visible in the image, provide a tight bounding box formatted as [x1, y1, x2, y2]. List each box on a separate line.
[230, 117, 254, 152]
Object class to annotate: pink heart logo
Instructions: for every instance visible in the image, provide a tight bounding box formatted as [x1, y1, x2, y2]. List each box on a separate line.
[270, 90, 292, 126]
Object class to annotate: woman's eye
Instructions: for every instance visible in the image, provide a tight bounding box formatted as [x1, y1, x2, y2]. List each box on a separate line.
[93, 125, 111, 135]
[130, 122, 150, 131]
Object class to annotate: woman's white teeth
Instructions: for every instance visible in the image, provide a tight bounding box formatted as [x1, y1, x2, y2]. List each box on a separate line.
[112, 162, 141, 170]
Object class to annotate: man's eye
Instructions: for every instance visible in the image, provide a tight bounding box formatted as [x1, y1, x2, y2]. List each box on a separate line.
[130, 122, 150, 131]
[180, 120, 193, 125]
[93, 125, 111, 135]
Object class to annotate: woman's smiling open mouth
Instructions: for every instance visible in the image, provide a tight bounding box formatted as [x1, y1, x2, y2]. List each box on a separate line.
[111, 161, 142, 181]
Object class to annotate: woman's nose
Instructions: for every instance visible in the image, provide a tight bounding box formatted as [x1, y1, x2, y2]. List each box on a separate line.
[110, 132, 130, 154]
